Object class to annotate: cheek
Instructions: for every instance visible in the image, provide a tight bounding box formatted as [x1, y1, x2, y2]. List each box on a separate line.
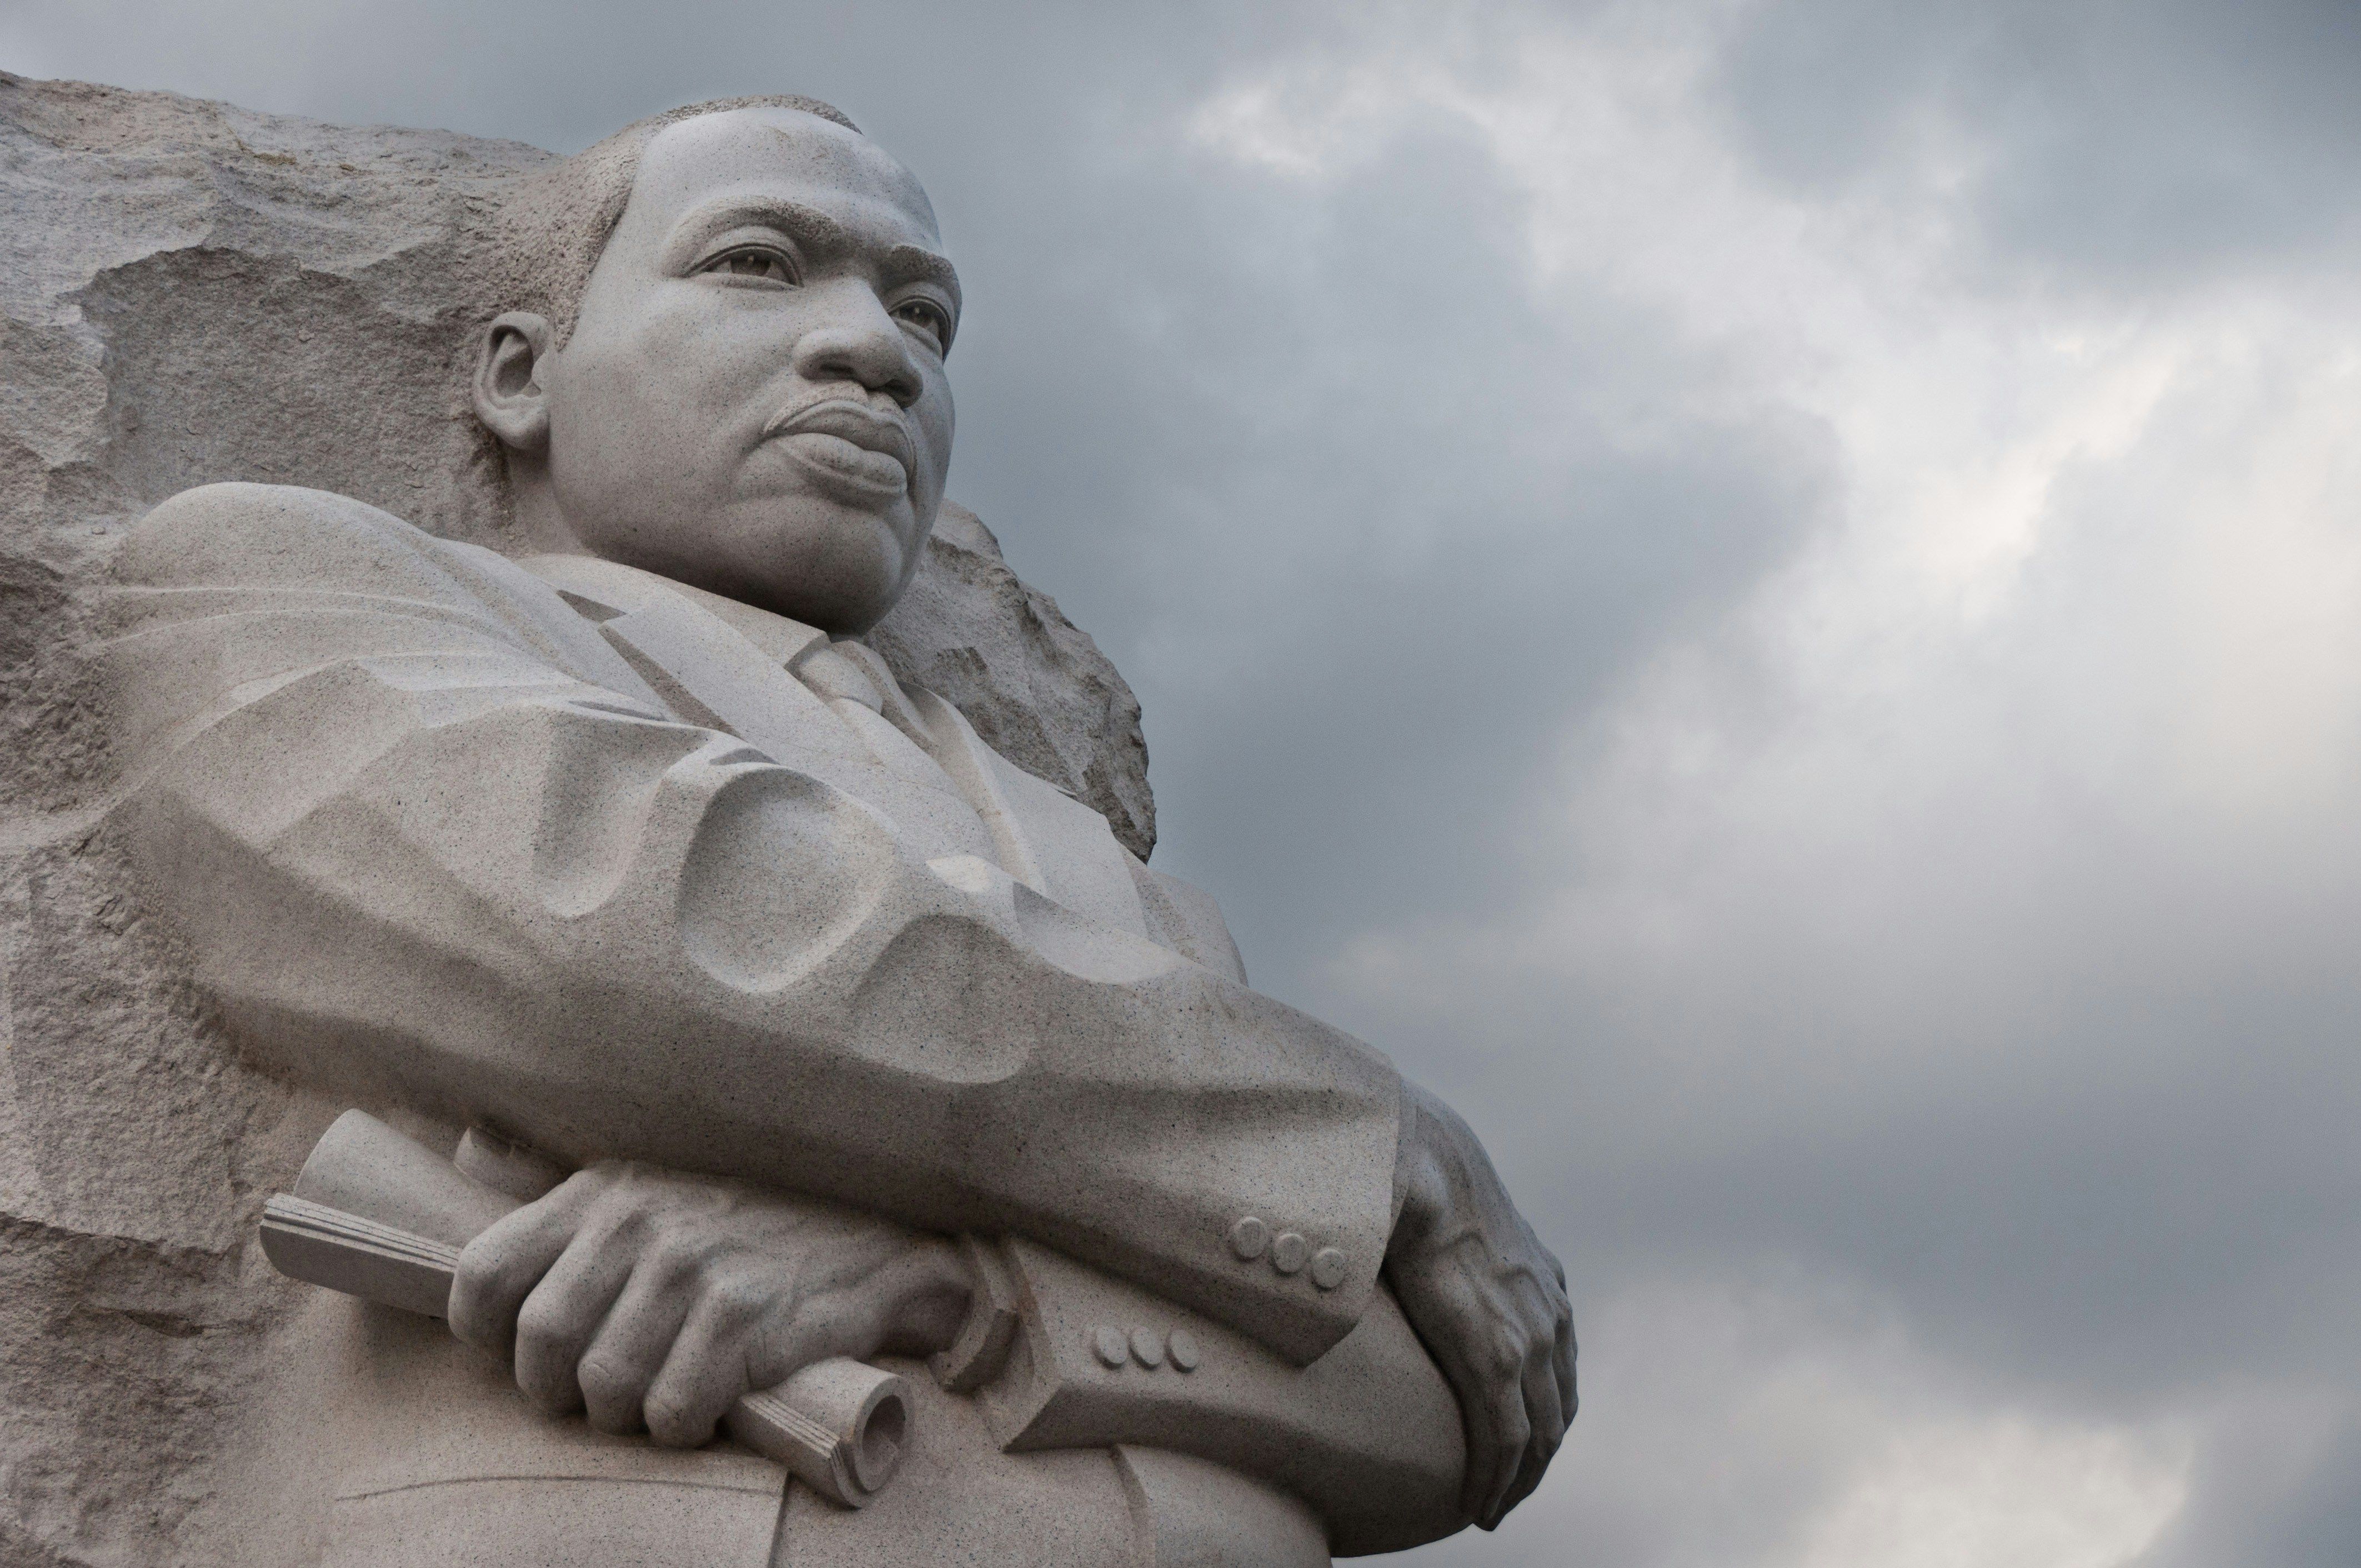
[915, 390, 955, 490]
[567, 300, 777, 440]
[620, 313, 747, 429]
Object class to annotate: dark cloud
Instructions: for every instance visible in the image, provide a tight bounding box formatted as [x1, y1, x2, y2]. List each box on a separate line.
[1716, 0, 2361, 286]
[956, 109, 1827, 984]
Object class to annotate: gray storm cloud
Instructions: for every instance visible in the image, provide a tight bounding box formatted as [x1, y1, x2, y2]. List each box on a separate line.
[6, 1, 2358, 1562]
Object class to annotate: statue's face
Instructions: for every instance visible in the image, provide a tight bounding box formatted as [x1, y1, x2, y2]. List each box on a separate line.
[538, 108, 958, 632]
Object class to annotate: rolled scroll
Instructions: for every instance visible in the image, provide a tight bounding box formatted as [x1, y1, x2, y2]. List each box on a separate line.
[258, 1110, 911, 1509]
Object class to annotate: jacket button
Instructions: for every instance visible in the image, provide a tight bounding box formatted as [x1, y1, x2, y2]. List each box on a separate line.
[1168, 1329, 1202, 1371]
[1130, 1328, 1166, 1369]
[1091, 1326, 1129, 1368]
[1311, 1247, 1349, 1290]
[1271, 1232, 1309, 1274]
[1229, 1216, 1269, 1260]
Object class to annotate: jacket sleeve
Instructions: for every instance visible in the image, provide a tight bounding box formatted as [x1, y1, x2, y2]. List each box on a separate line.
[103, 484, 1400, 1363]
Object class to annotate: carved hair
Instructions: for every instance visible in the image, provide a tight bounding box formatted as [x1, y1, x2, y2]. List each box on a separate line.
[480, 94, 861, 347]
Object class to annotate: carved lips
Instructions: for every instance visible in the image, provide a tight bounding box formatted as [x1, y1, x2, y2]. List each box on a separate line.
[761, 398, 915, 504]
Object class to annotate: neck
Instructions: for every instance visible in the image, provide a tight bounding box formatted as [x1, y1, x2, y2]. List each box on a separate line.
[505, 459, 594, 558]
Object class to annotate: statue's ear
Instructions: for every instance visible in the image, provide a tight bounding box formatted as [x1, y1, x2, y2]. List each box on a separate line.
[473, 311, 554, 453]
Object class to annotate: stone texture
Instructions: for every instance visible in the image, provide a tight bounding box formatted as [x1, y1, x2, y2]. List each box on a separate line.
[872, 502, 1154, 861]
[0, 70, 1151, 1565]
[0, 68, 1151, 855]
[0, 72, 1576, 1568]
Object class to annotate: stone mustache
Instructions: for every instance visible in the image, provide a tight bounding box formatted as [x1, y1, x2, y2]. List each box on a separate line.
[99, 93, 1575, 1567]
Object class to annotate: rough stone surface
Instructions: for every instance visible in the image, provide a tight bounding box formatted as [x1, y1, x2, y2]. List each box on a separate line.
[0, 69, 1151, 856]
[0, 70, 1152, 1566]
[872, 502, 1154, 860]
[0, 72, 1576, 1568]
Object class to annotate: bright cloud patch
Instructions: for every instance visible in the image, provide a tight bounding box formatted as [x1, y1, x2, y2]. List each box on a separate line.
[1797, 1418, 2188, 1568]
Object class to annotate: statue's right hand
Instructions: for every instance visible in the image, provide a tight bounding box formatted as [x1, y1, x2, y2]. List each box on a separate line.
[448, 1162, 970, 1447]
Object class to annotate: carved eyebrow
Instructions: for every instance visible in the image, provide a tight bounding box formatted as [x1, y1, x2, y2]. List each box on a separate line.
[883, 244, 961, 313]
[670, 196, 853, 261]
[669, 197, 960, 308]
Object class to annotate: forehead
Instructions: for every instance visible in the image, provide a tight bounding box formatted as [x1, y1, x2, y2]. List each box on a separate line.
[620, 108, 941, 251]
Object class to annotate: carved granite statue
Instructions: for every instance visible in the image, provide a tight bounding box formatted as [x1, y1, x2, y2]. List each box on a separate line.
[44, 86, 1572, 1566]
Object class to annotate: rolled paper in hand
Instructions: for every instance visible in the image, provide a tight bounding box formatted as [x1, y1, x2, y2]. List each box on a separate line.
[258, 1110, 913, 1509]
[729, 1358, 911, 1506]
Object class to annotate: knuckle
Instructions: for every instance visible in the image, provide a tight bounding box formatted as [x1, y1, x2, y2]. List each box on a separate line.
[599, 1203, 651, 1246]
[457, 1250, 526, 1308]
[575, 1352, 631, 1403]
[708, 1275, 773, 1326]
[643, 1394, 706, 1449]
[452, 1238, 501, 1284]
[445, 1279, 489, 1330]
[514, 1296, 576, 1352]
[648, 1232, 710, 1280]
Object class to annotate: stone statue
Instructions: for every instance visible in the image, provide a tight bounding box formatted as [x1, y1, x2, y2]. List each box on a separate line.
[80, 91, 1572, 1566]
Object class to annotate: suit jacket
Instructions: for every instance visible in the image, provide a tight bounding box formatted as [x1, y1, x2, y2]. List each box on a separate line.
[103, 483, 1402, 1365]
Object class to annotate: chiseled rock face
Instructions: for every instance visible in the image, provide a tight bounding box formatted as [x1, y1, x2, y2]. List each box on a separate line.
[0, 70, 1150, 1565]
[871, 502, 1154, 862]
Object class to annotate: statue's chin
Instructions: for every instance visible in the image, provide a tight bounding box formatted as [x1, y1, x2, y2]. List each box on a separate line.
[579, 497, 920, 634]
[716, 520, 915, 634]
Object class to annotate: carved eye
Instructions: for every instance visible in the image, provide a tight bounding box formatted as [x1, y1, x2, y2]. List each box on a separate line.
[704, 247, 795, 284]
[894, 298, 952, 354]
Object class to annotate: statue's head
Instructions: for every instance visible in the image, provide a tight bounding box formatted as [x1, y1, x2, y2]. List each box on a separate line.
[472, 97, 958, 634]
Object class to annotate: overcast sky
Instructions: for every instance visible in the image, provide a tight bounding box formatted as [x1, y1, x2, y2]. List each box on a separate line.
[7, 2, 2360, 1563]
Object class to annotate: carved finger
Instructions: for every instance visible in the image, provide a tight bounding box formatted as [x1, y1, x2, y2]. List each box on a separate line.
[1475, 1344, 1533, 1530]
[575, 1258, 700, 1435]
[1401, 1263, 1510, 1529]
[449, 1198, 578, 1356]
[512, 1232, 638, 1416]
[1449, 1357, 1510, 1521]
[1555, 1303, 1578, 1421]
[641, 1275, 781, 1448]
[1495, 1338, 1566, 1521]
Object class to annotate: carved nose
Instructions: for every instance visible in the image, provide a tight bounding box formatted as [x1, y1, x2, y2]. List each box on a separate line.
[791, 293, 924, 408]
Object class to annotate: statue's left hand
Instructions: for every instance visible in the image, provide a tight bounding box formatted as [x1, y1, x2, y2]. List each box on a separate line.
[448, 1163, 971, 1446]
[1385, 1082, 1576, 1531]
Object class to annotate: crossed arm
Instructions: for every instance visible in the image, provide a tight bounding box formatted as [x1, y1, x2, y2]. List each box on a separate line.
[440, 1078, 1572, 1528]
[107, 484, 1572, 1526]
